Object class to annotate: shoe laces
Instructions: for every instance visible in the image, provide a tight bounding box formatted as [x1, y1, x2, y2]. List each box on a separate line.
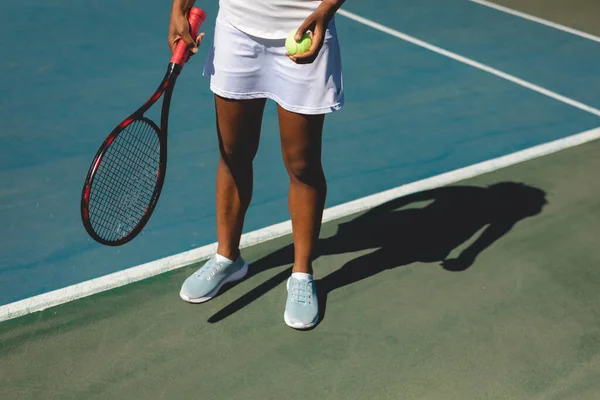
[290, 279, 313, 305]
[196, 260, 223, 280]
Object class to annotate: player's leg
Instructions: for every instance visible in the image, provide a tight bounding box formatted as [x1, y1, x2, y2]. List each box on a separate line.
[180, 96, 264, 303]
[180, 8, 270, 303]
[278, 107, 327, 330]
[278, 108, 326, 274]
[215, 95, 266, 260]
[274, 18, 343, 329]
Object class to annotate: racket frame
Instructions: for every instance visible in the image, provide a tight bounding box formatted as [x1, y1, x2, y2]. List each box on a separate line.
[81, 64, 182, 246]
[81, 7, 205, 246]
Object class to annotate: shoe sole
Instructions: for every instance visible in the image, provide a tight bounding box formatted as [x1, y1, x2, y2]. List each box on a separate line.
[284, 278, 319, 330]
[179, 262, 248, 303]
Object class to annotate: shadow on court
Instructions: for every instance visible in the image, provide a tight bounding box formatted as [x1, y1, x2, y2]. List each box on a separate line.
[209, 182, 547, 326]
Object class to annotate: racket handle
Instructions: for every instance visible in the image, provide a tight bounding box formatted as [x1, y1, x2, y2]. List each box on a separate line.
[170, 7, 207, 66]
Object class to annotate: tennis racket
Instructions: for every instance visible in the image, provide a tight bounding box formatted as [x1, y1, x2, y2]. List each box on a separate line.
[81, 8, 207, 246]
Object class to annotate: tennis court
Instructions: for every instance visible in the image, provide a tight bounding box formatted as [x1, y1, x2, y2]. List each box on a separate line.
[2, 0, 600, 398]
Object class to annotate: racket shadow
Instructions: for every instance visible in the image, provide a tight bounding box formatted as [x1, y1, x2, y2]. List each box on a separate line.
[208, 181, 548, 326]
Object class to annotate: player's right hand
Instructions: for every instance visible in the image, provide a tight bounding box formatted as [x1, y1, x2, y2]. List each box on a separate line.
[168, 9, 204, 56]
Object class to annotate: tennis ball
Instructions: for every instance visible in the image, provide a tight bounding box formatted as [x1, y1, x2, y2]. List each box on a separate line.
[286, 30, 312, 55]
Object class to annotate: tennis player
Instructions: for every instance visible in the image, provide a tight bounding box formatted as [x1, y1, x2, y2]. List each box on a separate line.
[169, 0, 345, 329]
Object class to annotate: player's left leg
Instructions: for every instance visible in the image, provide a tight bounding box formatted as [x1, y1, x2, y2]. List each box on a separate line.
[277, 106, 326, 329]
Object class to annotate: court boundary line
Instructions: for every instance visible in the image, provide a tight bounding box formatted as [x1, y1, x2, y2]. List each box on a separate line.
[336, 9, 600, 117]
[469, 0, 600, 44]
[2, 126, 600, 322]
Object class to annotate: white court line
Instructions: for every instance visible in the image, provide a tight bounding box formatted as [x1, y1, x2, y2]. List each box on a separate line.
[469, 0, 600, 44]
[2, 126, 600, 322]
[336, 8, 600, 118]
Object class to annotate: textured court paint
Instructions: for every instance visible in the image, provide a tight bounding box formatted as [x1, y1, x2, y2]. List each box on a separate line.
[3, 138, 600, 399]
[1, 0, 600, 305]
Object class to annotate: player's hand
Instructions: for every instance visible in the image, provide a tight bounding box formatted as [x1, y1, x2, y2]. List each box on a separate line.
[168, 8, 204, 57]
[287, 1, 341, 64]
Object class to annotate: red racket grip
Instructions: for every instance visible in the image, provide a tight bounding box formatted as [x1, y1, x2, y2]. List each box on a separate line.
[170, 7, 207, 66]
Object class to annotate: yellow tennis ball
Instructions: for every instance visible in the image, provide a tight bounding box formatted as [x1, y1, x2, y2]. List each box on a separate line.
[286, 30, 312, 55]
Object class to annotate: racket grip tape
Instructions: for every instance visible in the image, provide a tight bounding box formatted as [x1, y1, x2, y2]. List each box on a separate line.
[170, 7, 207, 66]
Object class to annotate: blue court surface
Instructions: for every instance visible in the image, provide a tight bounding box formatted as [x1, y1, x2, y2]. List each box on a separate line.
[1, 0, 599, 308]
[3, 2, 600, 399]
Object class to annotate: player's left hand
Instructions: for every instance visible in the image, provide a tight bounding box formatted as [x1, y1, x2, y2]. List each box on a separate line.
[287, 1, 340, 64]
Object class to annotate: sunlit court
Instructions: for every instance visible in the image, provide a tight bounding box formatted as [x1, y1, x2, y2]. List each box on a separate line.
[2, 1, 600, 398]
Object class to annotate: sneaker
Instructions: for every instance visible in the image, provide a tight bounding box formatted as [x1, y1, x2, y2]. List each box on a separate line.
[284, 274, 319, 329]
[180, 255, 248, 303]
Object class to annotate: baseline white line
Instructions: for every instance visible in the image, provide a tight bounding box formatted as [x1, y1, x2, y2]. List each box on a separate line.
[469, 0, 600, 44]
[336, 8, 600, 118]
[2, 126, 600, 322]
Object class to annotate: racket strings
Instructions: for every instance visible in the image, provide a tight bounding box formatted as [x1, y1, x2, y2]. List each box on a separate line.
[92, 122, 159, 219]
[87, 119, 162, 241]
[91, 128, 159, 239]
[91, 151, 155, 237]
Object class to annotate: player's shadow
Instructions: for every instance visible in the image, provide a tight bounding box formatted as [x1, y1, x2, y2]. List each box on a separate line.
[208, 182, 547, 327]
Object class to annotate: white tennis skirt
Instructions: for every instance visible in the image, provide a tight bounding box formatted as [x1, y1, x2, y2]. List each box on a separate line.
[203, 11, 344, 115]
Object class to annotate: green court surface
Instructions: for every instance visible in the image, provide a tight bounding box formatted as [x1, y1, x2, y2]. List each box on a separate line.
[3, 0, 600, 399]
[3, 134, 600, 400]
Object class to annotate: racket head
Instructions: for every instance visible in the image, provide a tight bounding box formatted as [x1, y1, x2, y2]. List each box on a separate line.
[81, 116, 167, 246]
[81, 7, 206, 246]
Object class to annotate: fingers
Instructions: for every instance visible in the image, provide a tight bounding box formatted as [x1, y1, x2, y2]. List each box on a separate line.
[295, 19, 312, 41]
[288, 27, 323, 64]
[168, 14, 204, 55]
[178, 27, 198, 54]
[169, 32, 204, 63]
[184, 33, 205, 63]
[195, 32, 205, 47]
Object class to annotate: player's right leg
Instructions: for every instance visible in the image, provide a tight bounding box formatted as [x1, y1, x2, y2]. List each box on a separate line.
[180, 95, 265, 303]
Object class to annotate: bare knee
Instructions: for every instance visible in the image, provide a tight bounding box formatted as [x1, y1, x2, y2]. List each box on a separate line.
[219, 141, 255, 170]
[214, 96, 264, 170]
[283, 155, 324, 184]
